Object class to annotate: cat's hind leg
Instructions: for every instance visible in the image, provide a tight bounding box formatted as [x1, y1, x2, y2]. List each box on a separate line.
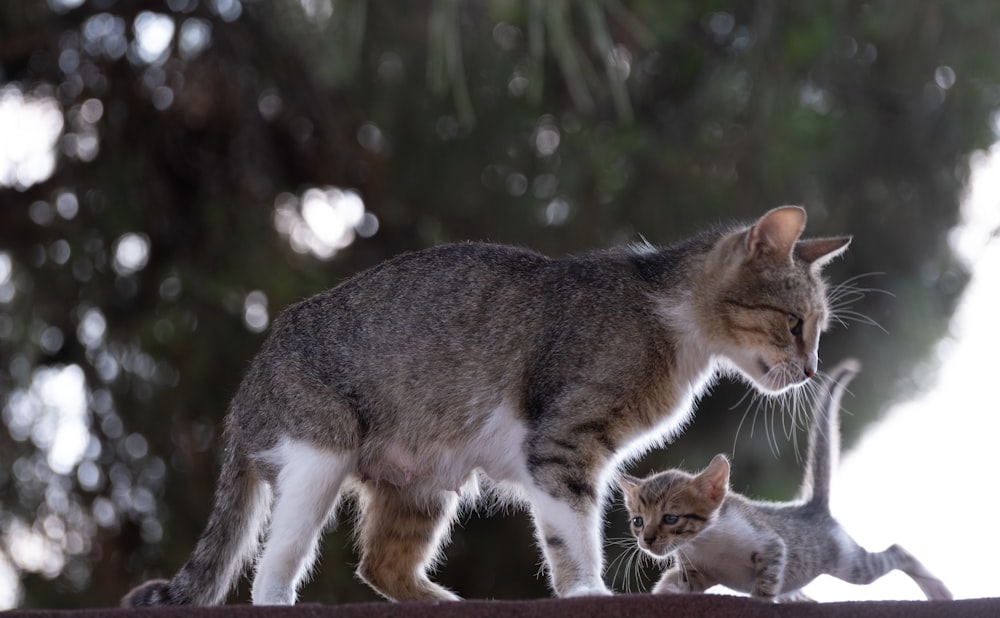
[833, 543, 953, 601]
[250, 440, 354, 605]
[355, 483, 462, 601]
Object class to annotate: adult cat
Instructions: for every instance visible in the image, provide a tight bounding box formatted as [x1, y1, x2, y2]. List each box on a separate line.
[123, 206, 850, 605]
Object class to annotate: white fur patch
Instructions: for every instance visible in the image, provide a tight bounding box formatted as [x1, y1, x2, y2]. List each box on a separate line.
[524, 484, 611, 596]
[472, 401, 531, 483]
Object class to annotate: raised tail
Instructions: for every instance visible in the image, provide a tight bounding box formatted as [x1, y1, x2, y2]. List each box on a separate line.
[799, 358, 860, 511]
[122, 438, 267, 606]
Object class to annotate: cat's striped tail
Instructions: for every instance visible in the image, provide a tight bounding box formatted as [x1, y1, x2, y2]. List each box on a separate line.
[121, 438, 267, 606]
[799, 358, 859, 511]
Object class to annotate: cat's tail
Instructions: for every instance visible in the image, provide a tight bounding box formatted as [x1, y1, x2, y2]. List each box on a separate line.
[121, 438, 267, 606]
[799, 358, 860, 512]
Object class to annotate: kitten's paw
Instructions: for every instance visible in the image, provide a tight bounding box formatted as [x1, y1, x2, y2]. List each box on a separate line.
[562, 584, 613, 598]
[652, 580, 688, 595]
[121, 579, 174, 607]
[750, 590, 778, 603]
[916, 577, 954, 601]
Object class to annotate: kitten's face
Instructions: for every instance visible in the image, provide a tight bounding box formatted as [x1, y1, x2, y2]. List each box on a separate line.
[618, 455, 730, 559]
[699, 207, 850, 394]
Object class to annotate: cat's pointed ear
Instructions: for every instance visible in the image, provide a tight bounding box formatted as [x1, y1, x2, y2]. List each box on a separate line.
[745, 206, 807, 263]
[617, 474, 642, 505]
[794, 235, 852, 267]
[697, 454, 730, 505]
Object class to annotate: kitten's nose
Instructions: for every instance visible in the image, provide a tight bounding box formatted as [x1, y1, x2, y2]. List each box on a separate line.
[643, 534, 656, 546]
[803, 365, 815, 379]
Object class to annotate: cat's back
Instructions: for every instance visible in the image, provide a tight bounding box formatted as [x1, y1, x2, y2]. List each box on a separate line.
[272, 243, 549, 340]
[274, 241, 662, 344]
[313, 242, 551, 309]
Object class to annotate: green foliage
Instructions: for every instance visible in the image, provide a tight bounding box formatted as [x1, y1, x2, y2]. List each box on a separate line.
[0, 0, 996, 607]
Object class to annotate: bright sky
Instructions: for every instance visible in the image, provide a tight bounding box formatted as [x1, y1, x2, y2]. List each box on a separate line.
[803, 144, 1000, 601]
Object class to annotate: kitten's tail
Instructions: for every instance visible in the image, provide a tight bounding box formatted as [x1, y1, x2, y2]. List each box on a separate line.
[799, 358, 860, 511]
[121, 438, 267, 606]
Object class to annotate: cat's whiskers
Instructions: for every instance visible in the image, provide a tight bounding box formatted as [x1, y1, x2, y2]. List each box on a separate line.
[755, 371, 787, 458]
[605, 536, 652, 594]
[741, 368, 828, 463]
[627, 544, 655, 593]
[783, 374, 825, 464]
[731, 386, 779, 458]
[826, 272, 891, 333]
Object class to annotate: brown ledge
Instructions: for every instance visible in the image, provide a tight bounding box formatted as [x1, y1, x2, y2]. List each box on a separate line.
[4, 595, 997, 618]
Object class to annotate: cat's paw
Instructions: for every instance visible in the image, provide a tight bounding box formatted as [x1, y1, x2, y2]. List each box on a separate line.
[652, 580, 688, 595]
[562, 584, 613, 598]
[750, 589, 778, 603]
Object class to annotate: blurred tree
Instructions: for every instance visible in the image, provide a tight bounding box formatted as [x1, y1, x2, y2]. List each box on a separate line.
[0, 0, 997, 608]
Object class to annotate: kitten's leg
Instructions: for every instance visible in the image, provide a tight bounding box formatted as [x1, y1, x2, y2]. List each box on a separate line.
[355, 483, 461, 601]
[653, 563, 714, 595]
[776, 590, 815, 603]
[250, 442, 354, 605]
[522, 483, 612, 597]
[833, 543, 953, 601]
[750, 538, 787, 602]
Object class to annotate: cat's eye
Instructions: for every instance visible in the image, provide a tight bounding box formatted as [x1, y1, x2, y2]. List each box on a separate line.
[787, 314, 804, 338]
[630, 516, 644, 528]
[661, 514, 679, 525]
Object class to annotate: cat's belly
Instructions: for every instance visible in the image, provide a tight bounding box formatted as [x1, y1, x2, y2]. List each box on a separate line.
[356, 400, 532, 496]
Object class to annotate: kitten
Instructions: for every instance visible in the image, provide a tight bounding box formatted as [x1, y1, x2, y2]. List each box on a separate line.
[618, 359, 953, 602]
[122, 206, 850, 606]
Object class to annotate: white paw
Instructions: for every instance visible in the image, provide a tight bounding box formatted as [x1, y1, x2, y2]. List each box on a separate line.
[563, 584, 613, 598]
[251, 580, 296, 606]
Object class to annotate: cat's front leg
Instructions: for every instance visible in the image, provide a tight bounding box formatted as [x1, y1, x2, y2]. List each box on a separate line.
[523, 483, 612, 597]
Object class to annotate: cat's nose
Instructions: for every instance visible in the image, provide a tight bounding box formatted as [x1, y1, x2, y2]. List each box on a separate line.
[803, 353, 818, 379]
[643, 534, 657, 546]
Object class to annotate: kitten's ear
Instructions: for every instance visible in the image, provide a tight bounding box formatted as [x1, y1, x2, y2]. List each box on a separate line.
[616, 473, 642, 493]
[745, 206, 806, 263]
[697, 455, 730, 505]
[617, 474, 642, 506]
[794, 235, 852, 267]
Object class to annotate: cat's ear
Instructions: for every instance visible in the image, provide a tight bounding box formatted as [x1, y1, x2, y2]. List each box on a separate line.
[696, 454, 730, 505]
[745, 206, 806, 263]
[794, 235, 852, 267]
[616, 473, 642, 505]
[616, 473, 642, 493]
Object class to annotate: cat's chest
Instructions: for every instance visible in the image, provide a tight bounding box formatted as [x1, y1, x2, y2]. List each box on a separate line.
[683, 508, 772, 590]
[616, 365, 717, 459]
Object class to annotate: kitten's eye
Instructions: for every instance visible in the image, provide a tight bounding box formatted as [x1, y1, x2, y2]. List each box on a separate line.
[662, 514, 679, 525]
[631, 516, 644, 528]
[787, 314, 804, 338]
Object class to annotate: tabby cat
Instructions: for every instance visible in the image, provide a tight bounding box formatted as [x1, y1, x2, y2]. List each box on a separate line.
[123, 206, 850, 605]
[618, 360, 952, 601]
